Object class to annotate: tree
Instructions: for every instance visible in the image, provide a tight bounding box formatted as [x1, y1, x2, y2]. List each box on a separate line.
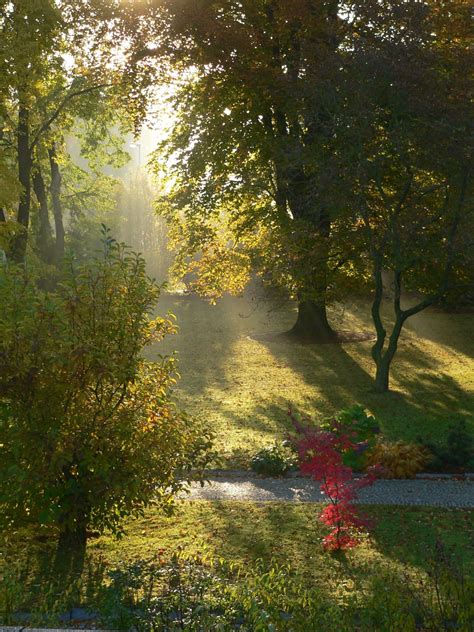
[0, 235, 213, 572]
[0, 0, 62, 259]
[0, 0, 129, 262]
[128, 0, 363, 341]
[338, 0, 473, 392]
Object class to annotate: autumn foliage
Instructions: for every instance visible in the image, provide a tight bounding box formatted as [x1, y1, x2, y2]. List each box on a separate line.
[290, 410, 379, 551]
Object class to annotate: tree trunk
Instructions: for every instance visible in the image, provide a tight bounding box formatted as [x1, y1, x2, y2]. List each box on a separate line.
[290, 298, 336, 342]
[54, 522, 88, 580]
[49, 144, 65, 261]
[0, 208, 6, 222]
[11, 103, 31, 262]
[32, 166, 54, 263]
[374, 357, 391, 393]
[372, 264, 406, 393]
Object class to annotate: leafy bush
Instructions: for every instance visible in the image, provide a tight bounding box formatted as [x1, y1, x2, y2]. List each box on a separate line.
[2, 545, 472, 631]
[97, 552, 342, 631]
[320, 404, 380, 471]
[420, 421, 474, 471]
[250, 441, 298, 476]
[290, 410, 378, 550]
[0, 235, 213, 564]
[96, 548, 474, 631]
[366, 441, 433, 479]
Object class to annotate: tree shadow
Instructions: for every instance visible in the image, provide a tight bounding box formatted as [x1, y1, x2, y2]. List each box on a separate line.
[144, 294, 472, 462]
[254, 325, 473, 443]
[366, 504, 474, 578]
[404, 307, 474, 357]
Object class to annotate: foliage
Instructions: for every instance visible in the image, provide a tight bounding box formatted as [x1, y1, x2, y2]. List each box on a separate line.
[0, 233, 213, 550]
[0, 0, 134, 262]
[320, 405, 380, 471]
[338, 0, 473, 392]
[133, 0, 375, 339]
[250, 441, 298, 476]
[0, 222, 25, 257]
[96, 546, 473, 631]
[366, 441, 433, 479]
[420, 421, 474, 472]
[290, 410, 378, 550]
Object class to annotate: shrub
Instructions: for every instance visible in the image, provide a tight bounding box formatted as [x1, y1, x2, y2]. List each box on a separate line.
[96, 547, 474, 631]
[290, 409, 378, 550]
[2, 546, 472, 631]
[0, 235, 213, 568]
[97, 552, 343, 631]
[420, 421, 474, 471]
[320, 404, 380, 471]
[366, 440, 432, 479]
[250, 441, 298, 476]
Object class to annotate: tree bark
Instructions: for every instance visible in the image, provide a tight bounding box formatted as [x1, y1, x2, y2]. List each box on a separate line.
[54, 522, 88, 580]
[374, 357, 390, 393]
[49, 144, 65, 261]
[371, 265, 407, 393]
[32, 165, 54, 263]
[286, 168, 337, 341]
[11, 103, 31, 262]
[290, 298, 336, 342]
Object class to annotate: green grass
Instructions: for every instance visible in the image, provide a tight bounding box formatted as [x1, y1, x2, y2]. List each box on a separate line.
[148, 293, 474, 466]
[92, 501, 474, 581]
[3, 502, 472, 613]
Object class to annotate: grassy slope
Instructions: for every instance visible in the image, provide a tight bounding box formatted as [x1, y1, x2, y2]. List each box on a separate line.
[148, 293, 474, 466]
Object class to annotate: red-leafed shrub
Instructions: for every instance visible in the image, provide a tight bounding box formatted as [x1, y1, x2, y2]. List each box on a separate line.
[289, 409, 379, 551]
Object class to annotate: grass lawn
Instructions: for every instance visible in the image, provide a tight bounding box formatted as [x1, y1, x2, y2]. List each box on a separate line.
[149, 293, 474, 466]
[3, 502, 472, 615]
[92, 501, 474, 582]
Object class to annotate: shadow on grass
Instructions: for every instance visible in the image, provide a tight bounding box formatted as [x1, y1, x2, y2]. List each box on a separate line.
[144, 294, 472, 458]
[255, 332, 473, 443]
[404, 307, 474, 358]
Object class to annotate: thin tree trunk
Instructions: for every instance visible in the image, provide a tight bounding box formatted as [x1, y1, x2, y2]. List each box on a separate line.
[373, 320, 403, 393]
[32, 165, 54, 263]
[374, 357, 390, 393]
[12, 103, 31, 262]
[0, 208, 6, 222]
[372, 264, 407, 393]
[49, 144, 65, 261]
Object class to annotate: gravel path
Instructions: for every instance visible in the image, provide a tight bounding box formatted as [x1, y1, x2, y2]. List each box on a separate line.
[184, 476, 474, 508]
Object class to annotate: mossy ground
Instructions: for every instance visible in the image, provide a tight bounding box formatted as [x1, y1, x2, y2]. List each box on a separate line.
[149, 293, 473, 467]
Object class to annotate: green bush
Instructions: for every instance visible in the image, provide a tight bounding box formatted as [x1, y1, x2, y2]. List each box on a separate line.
[250, 441, 298, 476]
[0, 234, 213, 564]
[319, 404, 380, 471]
[2, 544, 472, 631]
[96, 548, 474, 631]
[421, 421, 474, 471]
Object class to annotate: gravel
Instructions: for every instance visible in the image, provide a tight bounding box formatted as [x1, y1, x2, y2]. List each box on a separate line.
[183, 477, 474, 508]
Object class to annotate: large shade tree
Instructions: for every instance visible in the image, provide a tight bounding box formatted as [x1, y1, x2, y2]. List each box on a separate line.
[125, 0, 365, 341]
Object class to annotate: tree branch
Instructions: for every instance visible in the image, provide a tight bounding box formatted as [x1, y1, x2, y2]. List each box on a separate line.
[30, 83, 110, 151]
